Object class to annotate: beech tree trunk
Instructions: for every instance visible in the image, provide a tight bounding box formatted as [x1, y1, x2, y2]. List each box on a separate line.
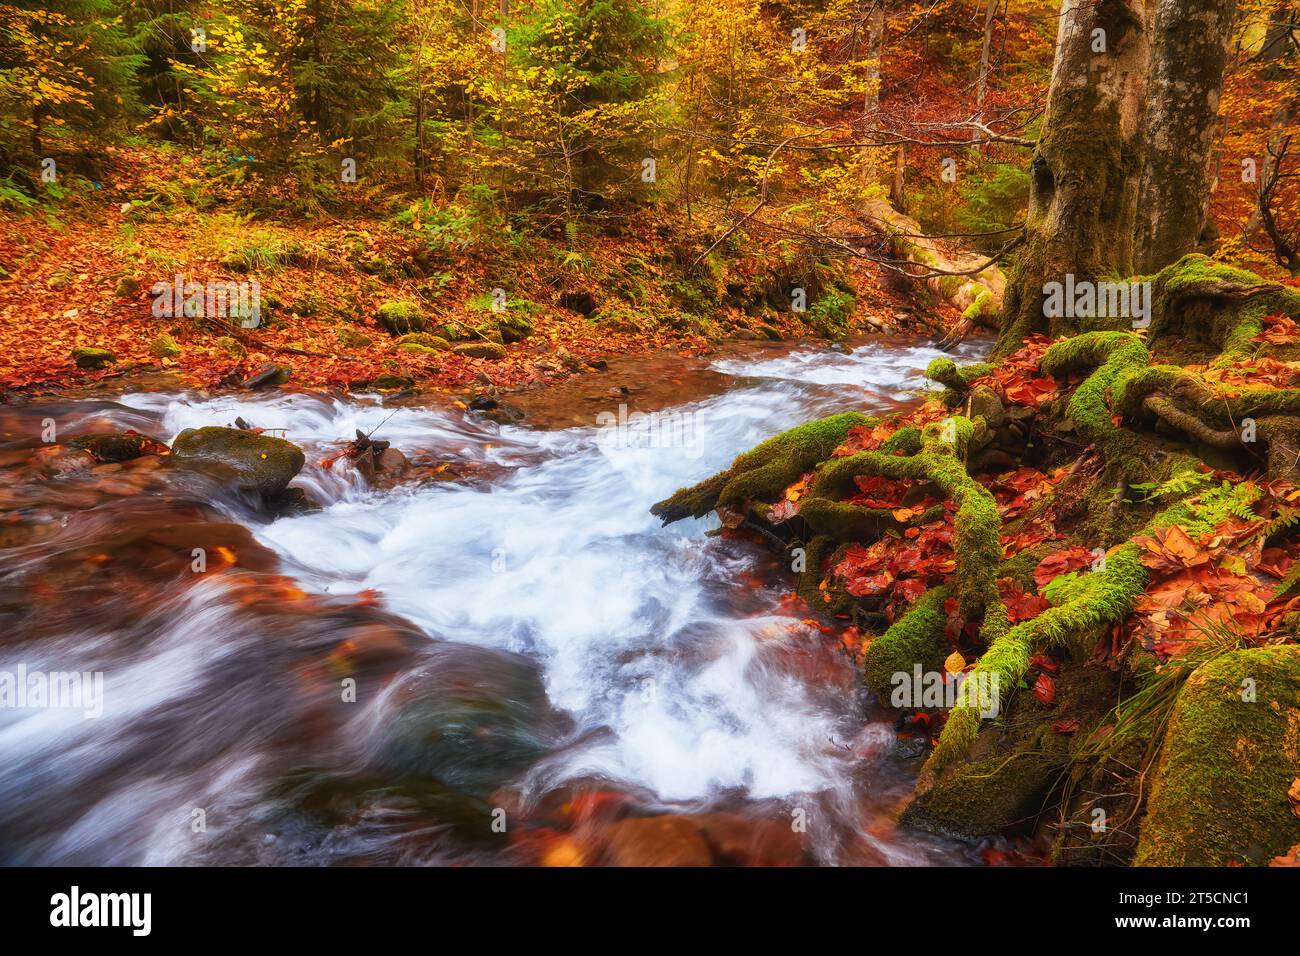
[997, 0, 1154, 353]
[1133, 0, 1237, 274]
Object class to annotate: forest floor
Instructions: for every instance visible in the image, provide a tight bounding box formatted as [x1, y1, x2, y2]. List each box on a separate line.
[0, 145, 942, 402]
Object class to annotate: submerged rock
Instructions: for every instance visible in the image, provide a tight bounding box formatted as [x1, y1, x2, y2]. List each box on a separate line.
[599, 816, 713, 867]
[68, 433, 158, 463]
[171, 426, 305, 498]
[1135, 645, 1300, 866]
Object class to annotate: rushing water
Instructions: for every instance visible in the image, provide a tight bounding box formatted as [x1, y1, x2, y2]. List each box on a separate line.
[0, 338, 993, 866]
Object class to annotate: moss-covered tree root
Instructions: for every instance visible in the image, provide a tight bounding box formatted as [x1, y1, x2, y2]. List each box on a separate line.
[650, 412, 872, 524]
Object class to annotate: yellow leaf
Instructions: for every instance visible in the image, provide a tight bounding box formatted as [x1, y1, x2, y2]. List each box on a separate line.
[944, 651, 967, 675]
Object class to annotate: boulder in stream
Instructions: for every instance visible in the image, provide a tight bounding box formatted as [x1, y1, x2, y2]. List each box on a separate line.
[171, 426, 305, 498]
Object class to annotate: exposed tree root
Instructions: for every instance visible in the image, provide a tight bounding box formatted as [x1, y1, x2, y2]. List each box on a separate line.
[650, 412, 872, 523]
[1042, 330, 1300, 482]
[652, 306, 1300, 835]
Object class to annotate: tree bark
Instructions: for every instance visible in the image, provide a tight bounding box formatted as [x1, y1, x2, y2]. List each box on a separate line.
[976, 0, 999, 114]
[1133, 0, 1237, 274]
[997, 0, 1155, 354]
[861, 1, 885, 187]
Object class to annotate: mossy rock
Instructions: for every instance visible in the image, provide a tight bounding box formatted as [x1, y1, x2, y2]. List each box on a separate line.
[68, 433, 155, 463]
[453, 341, 507, 360]
[1134, 645, 1300, 866]
[372, 374, 414, 390]
[497, 314, 534, 343]
[214, 336, 246, 359]
[433, 322, 473, 341]
[394, 332, 450, 352]
[149, 334, 182, 359]
[376, 301, 426, 335]
[171, 426, 305, 498]
[71, 347, 115, 369]
[337, 326, 373, 349]
[114, 275, 140, 297]
[901, 726, 1071, 841]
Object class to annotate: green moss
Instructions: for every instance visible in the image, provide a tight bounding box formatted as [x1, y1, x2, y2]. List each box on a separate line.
[805, 418, 1001, 623]
[925, 358, 993, 393]
[394, 332, 450, 351]
[961, 288, 996, 324]
[149, 334, 182, 359]
[453, 341, 507, 360]
[795, 536, 857, 617]
[170, 426, 305, 498]
[1042, 331, 1159, 477]
[798, 498, 894, 541]
[1135, 645, 1300, 866]
[651, 412, 872, 523]
[1148, 254, 1300, 360]
[863, 585, 953, 700]
[902, 725, 1071, 841]
[376, 301, 426, 335]
[71, 346, 115, 369]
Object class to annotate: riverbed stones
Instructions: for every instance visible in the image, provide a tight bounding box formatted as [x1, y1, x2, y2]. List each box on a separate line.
[170, 425, 305, 498]
[241, 363, 289, 388]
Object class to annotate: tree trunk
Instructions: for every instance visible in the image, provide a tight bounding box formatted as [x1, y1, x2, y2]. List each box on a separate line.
[976, 0, 998, 114]
[1259, 0, 1296, 62]
[1133, 0, 1237, 274]
[861, 1, 885, 186]
[997, 0, 1155, 354]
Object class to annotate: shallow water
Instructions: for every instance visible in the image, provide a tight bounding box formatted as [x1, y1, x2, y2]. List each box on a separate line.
[0, 337, 993, 865]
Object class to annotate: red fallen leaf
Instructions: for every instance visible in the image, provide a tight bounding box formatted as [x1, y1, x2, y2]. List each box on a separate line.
[839, 625, 863, 655]
[1051, 719, 1080, 734]
[1029, 653, 1059, 674]
[845, 570, 894, 597]
[1033, 546, 1097, 591]
[716, 505, 745, 529]
[1270, 844, 1300, 867]
[1033, 672, 1056, 704]
[1255, 313, 1300, 345]
[1000, 580, 1051, 622]
[892, 577, 928, 607]
[1136, 524, 1210, 571]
